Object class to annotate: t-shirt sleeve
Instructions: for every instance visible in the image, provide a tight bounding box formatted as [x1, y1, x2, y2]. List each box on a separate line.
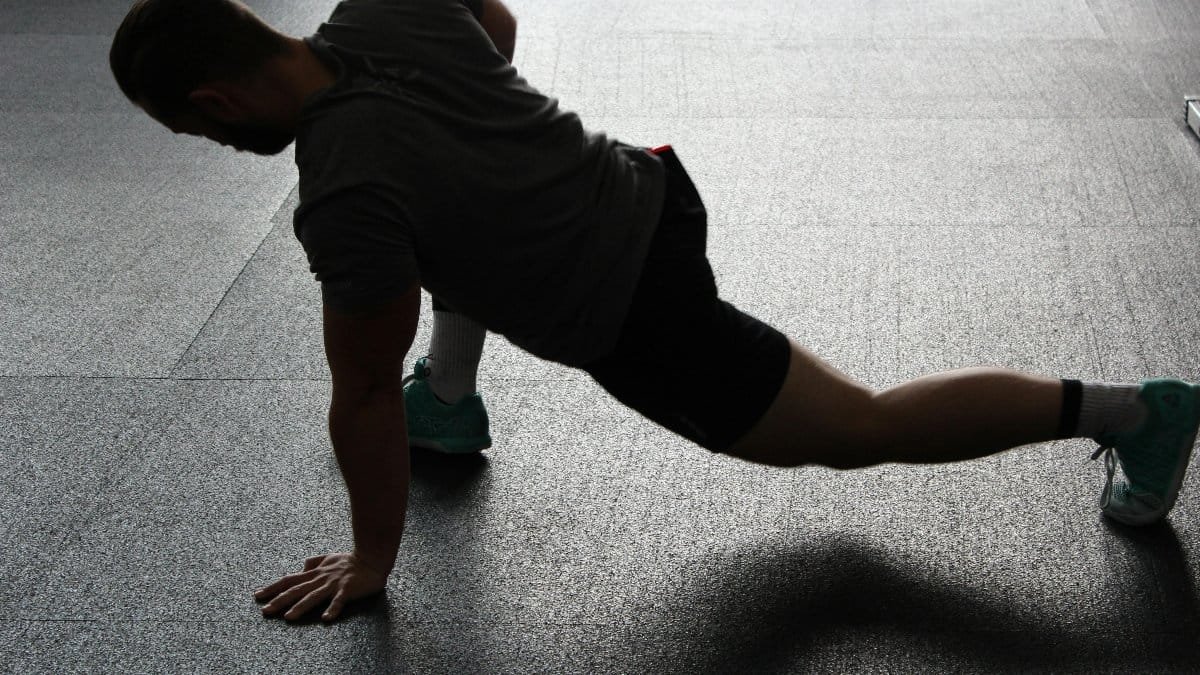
[460, 0, 483, 20]
[294, 188, 420, 313]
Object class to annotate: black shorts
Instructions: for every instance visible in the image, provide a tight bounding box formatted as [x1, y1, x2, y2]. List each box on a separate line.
[582, 147, 791, 453]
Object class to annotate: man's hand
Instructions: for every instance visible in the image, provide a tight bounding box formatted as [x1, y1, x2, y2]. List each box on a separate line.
[254, 552, 388, 622]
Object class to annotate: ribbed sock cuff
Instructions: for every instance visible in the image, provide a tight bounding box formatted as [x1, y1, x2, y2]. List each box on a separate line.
[427, 309, 487, 403]
[1074, 381, 1146, 441]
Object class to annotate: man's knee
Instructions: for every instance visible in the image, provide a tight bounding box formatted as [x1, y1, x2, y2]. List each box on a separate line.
[804, 408, 891, 469]
[728, 393, 890, 469]
[836, 403, 898, 468]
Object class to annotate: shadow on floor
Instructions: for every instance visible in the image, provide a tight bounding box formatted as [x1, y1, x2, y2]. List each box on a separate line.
[275, 452, 1200, 671]
[624, 523, 1200, 672]
[409, 447, 490, 492]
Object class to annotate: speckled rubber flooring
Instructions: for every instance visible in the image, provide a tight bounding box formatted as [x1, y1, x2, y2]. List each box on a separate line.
[3, 1, 1200, 671]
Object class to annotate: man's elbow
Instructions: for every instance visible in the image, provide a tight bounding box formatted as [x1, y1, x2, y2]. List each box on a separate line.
[495, 27, 516, 63]
[498, 7, 517, 37]
[481, 0, 518, 61]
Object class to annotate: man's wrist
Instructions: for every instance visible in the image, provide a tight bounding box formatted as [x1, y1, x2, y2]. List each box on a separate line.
[352, 549, 395, 576]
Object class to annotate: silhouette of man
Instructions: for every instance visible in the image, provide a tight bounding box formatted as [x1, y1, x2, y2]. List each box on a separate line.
[110, 0, 1200, 622]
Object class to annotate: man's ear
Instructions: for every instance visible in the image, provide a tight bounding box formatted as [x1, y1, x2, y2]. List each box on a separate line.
[186, 87, 241, 123]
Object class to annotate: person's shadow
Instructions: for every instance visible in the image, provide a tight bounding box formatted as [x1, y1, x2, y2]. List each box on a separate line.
[307, 451, 1199, 673]
[409, 446, 491, 493]
[622, 522, 1200, 672]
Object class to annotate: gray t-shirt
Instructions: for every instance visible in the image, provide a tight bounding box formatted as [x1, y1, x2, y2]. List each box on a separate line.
[293, 0, 666, 366]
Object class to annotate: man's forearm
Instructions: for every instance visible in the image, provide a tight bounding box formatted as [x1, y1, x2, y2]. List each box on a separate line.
[328, 386, 410, 574]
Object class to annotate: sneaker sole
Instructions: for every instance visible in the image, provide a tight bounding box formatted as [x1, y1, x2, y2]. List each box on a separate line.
[410, 436, 492, 454]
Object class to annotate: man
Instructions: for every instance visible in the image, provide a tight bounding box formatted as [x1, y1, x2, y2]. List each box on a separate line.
[110, 0, 1199, 623]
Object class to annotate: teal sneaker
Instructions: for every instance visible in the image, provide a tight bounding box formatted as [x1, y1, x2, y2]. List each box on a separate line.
[1091, 379, 1200, 526]
[402, 357, 492, 454]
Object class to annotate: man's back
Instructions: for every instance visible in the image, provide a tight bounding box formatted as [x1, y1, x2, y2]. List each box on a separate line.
[294, 0, 666, 365]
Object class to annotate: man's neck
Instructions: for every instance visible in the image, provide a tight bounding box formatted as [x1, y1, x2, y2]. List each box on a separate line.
[289, 37, 338, 98]
[270, 37, 338, 130]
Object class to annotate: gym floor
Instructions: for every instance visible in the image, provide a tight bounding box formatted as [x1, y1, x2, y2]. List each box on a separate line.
[3, 0, 1200, 672]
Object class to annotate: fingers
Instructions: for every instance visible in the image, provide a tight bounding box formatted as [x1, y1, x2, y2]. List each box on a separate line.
[252, 553, 386, 623]
[284, 583, 335, 621]
[254, 568, 318, 602]
[323, 590, 349, 622]
[262, 578, 324, 618]
[255, 555, 329, 601]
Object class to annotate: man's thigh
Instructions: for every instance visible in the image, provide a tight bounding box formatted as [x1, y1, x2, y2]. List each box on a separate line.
[728, 340, 878, 467]
[585, 300, 791, 453]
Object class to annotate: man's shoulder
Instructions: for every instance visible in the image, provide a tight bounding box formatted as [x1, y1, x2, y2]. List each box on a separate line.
[295, 98, 426, 218]
[304, 85, 415, 125]
[299, 91, 424, 167]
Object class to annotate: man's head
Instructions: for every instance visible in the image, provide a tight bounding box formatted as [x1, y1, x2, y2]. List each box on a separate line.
[110, 0, 298, 155]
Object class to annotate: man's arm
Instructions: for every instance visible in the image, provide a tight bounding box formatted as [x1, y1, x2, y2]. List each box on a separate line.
[255, 286, 420, 622]
[324, 286, 420, 571]
[477, 0, 517, 63]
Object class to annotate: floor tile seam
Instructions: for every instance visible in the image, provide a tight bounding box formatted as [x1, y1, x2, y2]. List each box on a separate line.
[0, 30, 120, 36]
[163, 376, 578, 384]
[171, 376, 329, 383]
[708, 222, 1199, 230]
[0, 375, 322, 381]
[530, 32, 1147, 45]
[1112, 39, 1188, 123]
[0, 375, 170, 381]
[0, 112, 1181, 122]
[0, 375, 584, 384]
[0, 375, 193, 382]
[0, 620, 28, 673]
[9, 370, 236, 573]
[5, 618, 248, 625]
[578, 113, 1182, 121]
[165, 279, 249, 378]
[7, 401, 185, 612]
[266, 183, 301, 225]
[165, 188, 298, 380]
[2, 617, 621, 629]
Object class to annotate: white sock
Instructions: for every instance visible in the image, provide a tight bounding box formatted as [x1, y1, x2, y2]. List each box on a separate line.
[426, 309, 486, 405]
[1075, 382, 1148, 440]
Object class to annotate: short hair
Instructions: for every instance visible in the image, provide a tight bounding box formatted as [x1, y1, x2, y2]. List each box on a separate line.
[110, 0, 290, 121]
